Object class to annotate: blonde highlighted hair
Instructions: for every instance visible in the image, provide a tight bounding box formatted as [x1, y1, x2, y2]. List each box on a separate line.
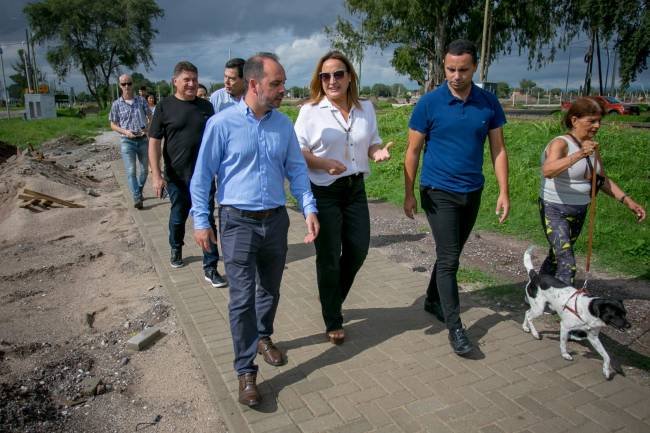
[308, 51, 360, 109]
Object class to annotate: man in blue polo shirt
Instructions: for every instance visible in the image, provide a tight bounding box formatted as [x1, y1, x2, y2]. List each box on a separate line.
[190, 53, 319, 407]
[403, 39, 510, 356]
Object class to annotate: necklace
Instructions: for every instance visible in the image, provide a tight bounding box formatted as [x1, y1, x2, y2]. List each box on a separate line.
[330, 108, 355, 160]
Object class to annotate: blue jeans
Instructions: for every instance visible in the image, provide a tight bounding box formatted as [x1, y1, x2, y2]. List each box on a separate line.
[120, 137, 148, 202]
[420, 187, 482, 330]
[166, 180, 219, 270]
[218, 206, 289, 375]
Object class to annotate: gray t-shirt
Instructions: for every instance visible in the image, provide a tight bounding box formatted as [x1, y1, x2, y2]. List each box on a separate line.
[540, 135, 598, 205]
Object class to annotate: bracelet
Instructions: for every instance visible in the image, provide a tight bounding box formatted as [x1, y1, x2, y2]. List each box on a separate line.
[619, 194, 627, 203]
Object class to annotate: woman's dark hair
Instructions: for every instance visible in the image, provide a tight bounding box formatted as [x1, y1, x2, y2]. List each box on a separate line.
[308, 50, 360, 109]
[564, 97, 605, 129]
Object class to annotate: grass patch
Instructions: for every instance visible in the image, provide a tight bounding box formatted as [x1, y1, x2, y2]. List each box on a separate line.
[281, 104, 650, 278]
[457, 266, 522, 303]
[0, 111, 109, 149]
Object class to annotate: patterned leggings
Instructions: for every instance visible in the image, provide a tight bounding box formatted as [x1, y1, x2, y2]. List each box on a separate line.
[538, 198, 588, 286]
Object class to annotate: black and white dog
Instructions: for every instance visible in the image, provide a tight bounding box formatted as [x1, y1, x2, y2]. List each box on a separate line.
[522, 246, 631, 379]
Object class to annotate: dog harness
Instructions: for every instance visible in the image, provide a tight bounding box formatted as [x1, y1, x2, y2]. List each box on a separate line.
[563, 288, 589, 321]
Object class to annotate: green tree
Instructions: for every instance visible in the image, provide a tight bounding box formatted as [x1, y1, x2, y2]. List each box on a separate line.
[360, 86, 372, 95]
[209, 82, 224, 93]
[371, 83, 392, 97]
[391, 83, 408, 97]
[557, 0, 649, 90]
[9, 48, 47, 98]
[131, 72, 154, 94]
[155, 80, 172, 98]
[519, 79, 537, 92]
[24, 0, 163, 108]
[495, 82, 511, 99]
[327, 0, 561, 91]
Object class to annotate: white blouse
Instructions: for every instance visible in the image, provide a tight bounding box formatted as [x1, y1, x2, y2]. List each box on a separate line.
[294, 98, 382, 186]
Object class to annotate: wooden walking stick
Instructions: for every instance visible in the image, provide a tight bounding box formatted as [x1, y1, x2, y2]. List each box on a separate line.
[583, 148, 600, 289]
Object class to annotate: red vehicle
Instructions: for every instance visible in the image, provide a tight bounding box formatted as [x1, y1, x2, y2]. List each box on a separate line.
[561, 96, 640, 115]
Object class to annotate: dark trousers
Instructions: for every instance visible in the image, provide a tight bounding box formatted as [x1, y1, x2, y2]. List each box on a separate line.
[166, 180, 219, 270]
[311, 175, 370, 332]
[218, 206, 289, 375]
[538, 198, 588, 286]
[420, 187, 482, 330]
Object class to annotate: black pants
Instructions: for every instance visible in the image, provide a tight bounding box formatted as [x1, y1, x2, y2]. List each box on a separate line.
[312, 174, 370, 332]
[420, 187, 482, 330]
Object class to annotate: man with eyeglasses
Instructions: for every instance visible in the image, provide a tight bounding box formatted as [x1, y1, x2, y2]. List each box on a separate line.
[209, 58, 246, 113]
[110, 74, 151, 209]
[148, 61, 227, 289]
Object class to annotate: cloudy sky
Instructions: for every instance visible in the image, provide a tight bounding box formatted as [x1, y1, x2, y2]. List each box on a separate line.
[1, 0, 648, 94]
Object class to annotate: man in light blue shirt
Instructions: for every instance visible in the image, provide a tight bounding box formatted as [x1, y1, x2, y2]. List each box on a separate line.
[209, 57, 246, 113]
[191, 52, 319, 407]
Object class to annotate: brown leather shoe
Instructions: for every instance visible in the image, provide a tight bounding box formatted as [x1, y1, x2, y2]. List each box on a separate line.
[238, 373, 261, 406]
[257, 337, 285, 366]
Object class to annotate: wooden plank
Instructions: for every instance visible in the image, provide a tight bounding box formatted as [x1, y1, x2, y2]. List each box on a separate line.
[22, 188, 85, 208]
[19, 198, 40, 208]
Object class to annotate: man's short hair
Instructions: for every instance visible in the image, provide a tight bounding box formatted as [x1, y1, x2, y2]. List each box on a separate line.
[446, 39, 478, 64]
[243, 52, 279, 83]
[139, 86, 148, 93]
[173, 61, 198, 78]
[225, 58, 246, 79]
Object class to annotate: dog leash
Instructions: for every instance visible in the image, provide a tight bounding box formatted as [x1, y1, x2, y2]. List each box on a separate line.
[583, 148, 600, 290]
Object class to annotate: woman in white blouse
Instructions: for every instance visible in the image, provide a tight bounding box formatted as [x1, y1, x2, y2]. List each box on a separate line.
[294, 51, 392, 345]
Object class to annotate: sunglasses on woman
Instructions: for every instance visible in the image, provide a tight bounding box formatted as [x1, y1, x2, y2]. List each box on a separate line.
[319, 70, 346, 82]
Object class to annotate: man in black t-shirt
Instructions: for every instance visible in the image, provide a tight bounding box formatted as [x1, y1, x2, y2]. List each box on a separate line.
[148, 61, 227, 288]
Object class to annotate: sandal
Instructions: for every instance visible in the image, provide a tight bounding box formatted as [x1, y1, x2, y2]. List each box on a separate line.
[327, 329, 345, 345]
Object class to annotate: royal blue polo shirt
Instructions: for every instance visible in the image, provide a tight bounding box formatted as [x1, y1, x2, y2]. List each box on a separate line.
[409, 82, 506, 193]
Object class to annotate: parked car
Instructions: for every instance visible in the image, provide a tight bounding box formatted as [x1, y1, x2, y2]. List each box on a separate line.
[561, 96, 640, 115]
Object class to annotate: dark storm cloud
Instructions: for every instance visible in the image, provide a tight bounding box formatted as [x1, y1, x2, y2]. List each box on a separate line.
[154, 0, 347, 42]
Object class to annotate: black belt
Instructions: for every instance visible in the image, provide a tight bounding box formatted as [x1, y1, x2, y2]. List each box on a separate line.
[335, 172, 363, 185]
[224, 205, 284, 220]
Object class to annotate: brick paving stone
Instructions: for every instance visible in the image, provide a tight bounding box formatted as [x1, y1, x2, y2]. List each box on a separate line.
[115, 161, 648, 433]
[288, 407, 313, 423]
[589, 376, 634, 397]
[326, 418, 374, 433]
[277, 387, 305, 412]
[329, 396, 362, 422]
[479, 424, 506, 433]
[293, 375, 335, 396]
[618, 416, 650, 433]
[248, 413, 294, 433]
[375, 389, 417, 411]
[435, 400, 477, 422]
[355, 401, 393, 428]
[496, 410, 543, 432]
[297, 412, 344, 433]
[625, 398, 650, 421]
[389, 406, 423, 433]
[575, 401, 626, 431]
[301, 392, 333, 417]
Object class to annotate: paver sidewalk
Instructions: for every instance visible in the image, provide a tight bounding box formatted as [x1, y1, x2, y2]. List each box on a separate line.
[113, 161, 650, 433]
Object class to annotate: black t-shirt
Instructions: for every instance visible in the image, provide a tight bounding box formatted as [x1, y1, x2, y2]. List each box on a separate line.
[149, 95, 215, 184]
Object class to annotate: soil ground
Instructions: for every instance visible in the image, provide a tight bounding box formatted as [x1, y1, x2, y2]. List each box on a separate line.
[0, 131, 647, 432]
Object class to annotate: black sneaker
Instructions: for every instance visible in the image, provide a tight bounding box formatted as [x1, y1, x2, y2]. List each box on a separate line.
[424, 298, 445, 323]
[170, 248, 184, 268]
[134, 199, 143, 210]
[204, 268, 227, 288]
[448, 327, 473, 356]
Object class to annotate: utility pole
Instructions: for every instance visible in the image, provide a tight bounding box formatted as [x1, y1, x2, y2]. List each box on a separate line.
[479, 0, 492, 83]
[0, 47, 10, 118]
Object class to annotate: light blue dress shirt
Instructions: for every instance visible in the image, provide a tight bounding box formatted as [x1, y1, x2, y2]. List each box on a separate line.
[190, 100, 317, 230]
[209, 87, 240, 113]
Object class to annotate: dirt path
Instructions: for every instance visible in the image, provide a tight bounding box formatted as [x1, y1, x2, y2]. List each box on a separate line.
[0, 132, 225, 433]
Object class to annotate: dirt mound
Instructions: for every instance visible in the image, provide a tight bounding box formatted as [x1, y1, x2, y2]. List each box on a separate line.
[0, 132, 224, 432]
[0, 141, 18, 164]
